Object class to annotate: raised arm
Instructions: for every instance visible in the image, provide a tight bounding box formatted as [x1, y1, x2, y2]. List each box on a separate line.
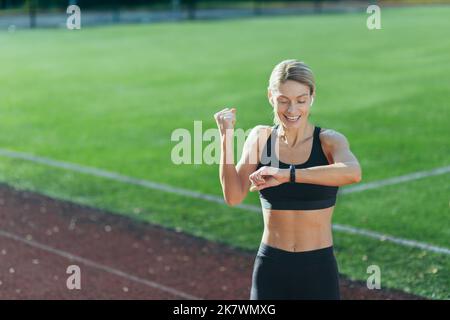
[214, 107, 265, 206]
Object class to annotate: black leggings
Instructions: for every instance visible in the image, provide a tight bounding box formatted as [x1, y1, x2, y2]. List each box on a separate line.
[250, 242, 340, 300]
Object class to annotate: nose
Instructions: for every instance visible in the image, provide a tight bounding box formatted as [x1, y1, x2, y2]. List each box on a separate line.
[287, 103, 300, 113]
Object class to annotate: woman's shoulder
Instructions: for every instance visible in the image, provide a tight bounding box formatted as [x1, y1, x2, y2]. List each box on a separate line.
[247, 125, 273, 142]
[318, 127, 350, 149]
[252, 124, 273, 131]
[244, 125, 274, 160]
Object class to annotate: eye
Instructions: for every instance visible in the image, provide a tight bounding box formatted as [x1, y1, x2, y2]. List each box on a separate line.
[298, 101, 306, 104]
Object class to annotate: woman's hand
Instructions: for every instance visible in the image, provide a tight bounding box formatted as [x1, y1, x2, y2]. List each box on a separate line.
[249, 166, 290, 191]
[213, 107, 236, 136]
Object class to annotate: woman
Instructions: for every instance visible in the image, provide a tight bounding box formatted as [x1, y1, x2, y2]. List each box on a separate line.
[213, 59, 362, 300]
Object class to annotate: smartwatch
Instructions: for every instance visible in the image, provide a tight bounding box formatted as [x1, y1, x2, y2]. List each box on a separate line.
[289, 164, 296, 183]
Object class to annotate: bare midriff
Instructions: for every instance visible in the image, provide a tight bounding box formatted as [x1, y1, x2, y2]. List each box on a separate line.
[261, 206, 334, 252]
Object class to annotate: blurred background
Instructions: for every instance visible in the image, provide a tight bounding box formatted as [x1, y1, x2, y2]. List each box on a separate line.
[0, 0, 449, 300]
[1, 0, 449, 28]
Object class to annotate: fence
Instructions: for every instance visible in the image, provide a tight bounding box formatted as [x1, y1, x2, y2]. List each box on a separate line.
[0, 0, 447, 29]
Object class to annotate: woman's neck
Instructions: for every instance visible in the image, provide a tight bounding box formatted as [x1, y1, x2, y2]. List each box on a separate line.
[277, 122, 314, 148]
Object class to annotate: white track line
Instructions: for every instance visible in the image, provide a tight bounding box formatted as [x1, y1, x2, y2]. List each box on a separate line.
[339, 165, 450, 194]
[0, 229, 201, 300]
[0, 148, 449, 255]
[332, 224, 450, 255]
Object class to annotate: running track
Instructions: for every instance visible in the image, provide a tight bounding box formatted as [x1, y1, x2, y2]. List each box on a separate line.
[0, 185, 420, 299]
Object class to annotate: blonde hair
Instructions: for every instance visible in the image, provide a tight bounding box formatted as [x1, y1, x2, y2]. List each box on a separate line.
[268, 59, 315, 125]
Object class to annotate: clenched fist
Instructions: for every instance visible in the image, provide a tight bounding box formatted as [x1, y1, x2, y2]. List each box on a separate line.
[213, 107, 236, 136]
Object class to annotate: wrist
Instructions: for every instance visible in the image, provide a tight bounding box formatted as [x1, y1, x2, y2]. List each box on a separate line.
[286, 166, 302, 183]
[295, 168, 302, 183]
[283, 168, 291, 183]
[221, 128, 235, 143]
[220, 128, 234, 140]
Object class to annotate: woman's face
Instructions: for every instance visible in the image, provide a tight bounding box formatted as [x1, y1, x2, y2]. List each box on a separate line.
[269, 80, 314, 128]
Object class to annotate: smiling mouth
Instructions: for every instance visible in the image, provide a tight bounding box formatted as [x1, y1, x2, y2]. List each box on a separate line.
[284, 114, 301, 122]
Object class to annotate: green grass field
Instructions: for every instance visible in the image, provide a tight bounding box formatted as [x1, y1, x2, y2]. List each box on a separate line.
[0, 6, 449, 299]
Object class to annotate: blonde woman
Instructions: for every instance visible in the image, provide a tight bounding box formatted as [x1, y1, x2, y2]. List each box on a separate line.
[214, 59, 362, 300]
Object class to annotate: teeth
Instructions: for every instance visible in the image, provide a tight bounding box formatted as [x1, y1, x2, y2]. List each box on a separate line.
[285, 115, 300, 121]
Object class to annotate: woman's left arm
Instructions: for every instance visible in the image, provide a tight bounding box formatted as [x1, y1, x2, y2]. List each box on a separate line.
[295, 130, 362, 186]
[249, 130, 362, 191]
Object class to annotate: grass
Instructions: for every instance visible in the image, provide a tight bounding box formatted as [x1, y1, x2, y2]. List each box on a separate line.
[0, 6, 449, 299]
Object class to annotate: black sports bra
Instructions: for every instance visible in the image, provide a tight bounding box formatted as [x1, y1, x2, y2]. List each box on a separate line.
[256, 124, 339, 210]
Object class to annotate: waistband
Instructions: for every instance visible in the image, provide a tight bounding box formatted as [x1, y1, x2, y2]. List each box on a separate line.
[259, 197, 337, 210]
[257, 242, 335, 264]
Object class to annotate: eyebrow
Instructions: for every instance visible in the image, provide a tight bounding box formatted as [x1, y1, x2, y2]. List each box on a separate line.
[278, 94, 309, 99]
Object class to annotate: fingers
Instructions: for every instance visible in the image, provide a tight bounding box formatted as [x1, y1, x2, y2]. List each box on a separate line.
[214, 107, 236, 133]
[249, 166, 272, 182]
[249, 179, 266, 192]
[249, 181, 266, 192]
[249, 173, 265, 187]
[249, 166, 280, 192]
[214, 107, 235, 121]
[222, 109, 235, 122]
[250, 175, 279, 192]
[249, 167, 267, 186]
[213, 107, 229, 119]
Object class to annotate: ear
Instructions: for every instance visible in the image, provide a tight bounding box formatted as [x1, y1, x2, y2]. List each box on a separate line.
[267, 88, 274, 106]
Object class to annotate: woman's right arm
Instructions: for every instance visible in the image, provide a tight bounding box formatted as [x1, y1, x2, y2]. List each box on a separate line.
[214, 107, 265, 206]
